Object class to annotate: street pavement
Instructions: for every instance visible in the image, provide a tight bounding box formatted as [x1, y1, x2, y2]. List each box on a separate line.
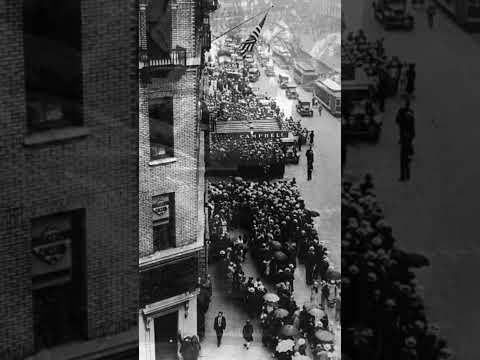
[254, 64, 341, 272]
[345, 2, 480, 359]
[200, 61, 341, 359]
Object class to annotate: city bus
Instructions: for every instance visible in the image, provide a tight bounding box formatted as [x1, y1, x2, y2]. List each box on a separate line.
[313, 78, 341, 117]
[293, 62, 318, 87]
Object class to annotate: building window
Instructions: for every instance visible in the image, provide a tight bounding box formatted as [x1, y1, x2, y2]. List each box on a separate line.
[147, 0, 172, 60]
[31, 210, 86, 350]
[152, 193, 175, 251]
[23, 0, 83, 133]
[149, 97, 174, 159]
[140, 257, 198, 307]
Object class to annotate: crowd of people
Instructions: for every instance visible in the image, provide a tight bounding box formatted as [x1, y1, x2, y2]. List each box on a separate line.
[205, 50, 314, 179]
[341, 174, 453, 360]
[342, 29, 416, 110]
[208, 178, 340, 359]
[208, 137, 286, 179]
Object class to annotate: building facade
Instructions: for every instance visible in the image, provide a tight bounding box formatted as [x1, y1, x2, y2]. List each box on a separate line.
[137, 0, 216, 359]
[0, 1, 139, 359]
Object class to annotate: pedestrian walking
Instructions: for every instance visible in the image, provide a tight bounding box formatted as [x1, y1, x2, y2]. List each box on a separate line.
[309, 131, 314, 145]
[427, 3, 436, 28]
[321, 281, 329, 308]
[297, 135, 303, 152]
[307, 162, 313, 181]
[242, 320, 254, 349]
[214, 312, 227, 347]
[396, 100, 415, 181]
[406, 64, 416, 98]
[306, 145, 314, 181]
[310, 281, 322, 305]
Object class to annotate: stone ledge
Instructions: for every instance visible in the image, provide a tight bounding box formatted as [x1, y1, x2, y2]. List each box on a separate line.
[148, 157, 177, 167]
[24, 328, 137, 360]
[24, 127, 89, 147]
[139, 241, 204, 271]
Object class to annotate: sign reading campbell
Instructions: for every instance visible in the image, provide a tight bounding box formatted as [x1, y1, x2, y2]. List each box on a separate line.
[212, 131, 289, 141]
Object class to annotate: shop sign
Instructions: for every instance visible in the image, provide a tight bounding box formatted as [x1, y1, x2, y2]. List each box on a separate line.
[32, 226, 72, 276]
[152, 195, 170, 222]
[212, 131, 289, 141]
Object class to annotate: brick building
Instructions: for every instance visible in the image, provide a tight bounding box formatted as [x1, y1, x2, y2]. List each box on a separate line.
[0, 1, 139, 360]
[137, 0, 216, 359]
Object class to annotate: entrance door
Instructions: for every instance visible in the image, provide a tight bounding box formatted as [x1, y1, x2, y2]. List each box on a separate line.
[154, 311, 178, 360]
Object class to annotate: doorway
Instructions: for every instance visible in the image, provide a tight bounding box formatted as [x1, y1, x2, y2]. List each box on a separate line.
[154, 311, 178, 360]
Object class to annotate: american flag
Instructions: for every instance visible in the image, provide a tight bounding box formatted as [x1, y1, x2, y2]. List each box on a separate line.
[239, 13, 268, 57]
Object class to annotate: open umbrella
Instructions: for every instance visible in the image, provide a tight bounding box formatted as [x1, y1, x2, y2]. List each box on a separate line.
[280, 324, 299, 337]
[315, 329, 335, 343]
[303, 302, 318, 311]
[273, 251, 288, 262]
[325, 269, 341, 281]
[293, 355, 310, 360]
[274, 308, 289, 319]
[306, 209, 320, 217]
[263, 293, 280, 303]
[392, 249, 430, 268]
[270, 241, 282, 250]
[276, 338, 295, 352]
[308, 307, 325, 318]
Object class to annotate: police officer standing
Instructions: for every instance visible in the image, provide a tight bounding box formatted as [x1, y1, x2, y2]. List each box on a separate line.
[306, 146, 314, 181]
[396, 100, 415, 182]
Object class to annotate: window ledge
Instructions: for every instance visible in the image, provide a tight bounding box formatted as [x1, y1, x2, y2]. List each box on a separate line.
[24, 327, 137, 360]
[148, 157, 177, 167]
[139, 241, 204, 271]
[24, 127, 89, 146]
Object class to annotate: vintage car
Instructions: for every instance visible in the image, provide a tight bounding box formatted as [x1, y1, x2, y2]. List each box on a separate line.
[296, 100, 314, 117]
[281, 137, 300, 164]
[248, 67, 260, 82]
[285, 84, 299, 99]
[278, 74, 289, 88]
[265, 65, 275, 77]
[374, 0, 414, 30]
[343, 105, 382, 142]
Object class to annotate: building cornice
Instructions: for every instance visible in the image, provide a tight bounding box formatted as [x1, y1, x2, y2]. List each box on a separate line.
[139, 241, 204, 271]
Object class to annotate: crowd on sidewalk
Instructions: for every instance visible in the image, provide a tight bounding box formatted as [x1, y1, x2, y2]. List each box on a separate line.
[205, 49, 314, 179]
[207, 178, 340, 359]
[341, 174, 453, 360]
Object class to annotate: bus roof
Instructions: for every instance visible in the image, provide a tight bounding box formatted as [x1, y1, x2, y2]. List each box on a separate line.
[317, 78, 341, 92]
[295, 62, 315, 73]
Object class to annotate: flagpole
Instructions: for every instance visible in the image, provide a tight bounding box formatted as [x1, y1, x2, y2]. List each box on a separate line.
[212, 4, 274, 42]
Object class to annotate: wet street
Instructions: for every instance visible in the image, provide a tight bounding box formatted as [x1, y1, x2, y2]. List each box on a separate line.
[200, 56, 341, 359]
[345, 2, 480, 359]
[254, 64, 341, 271]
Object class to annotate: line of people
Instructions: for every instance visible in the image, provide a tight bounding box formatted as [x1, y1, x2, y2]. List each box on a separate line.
[342, 175, 453, 360]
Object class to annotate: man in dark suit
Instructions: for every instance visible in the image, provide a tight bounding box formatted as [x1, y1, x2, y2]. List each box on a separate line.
[213, 311, 227, 347]
[396, 100, 415, 181]
[306, 146, 314, 181]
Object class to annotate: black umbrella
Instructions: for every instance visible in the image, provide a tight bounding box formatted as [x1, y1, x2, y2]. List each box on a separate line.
[279, 324, 299, 337]
[392, 249, 430, 268]
[270, 241, 282, 250]
[273, 251, 288, 262]
[325, 269, 341, 281]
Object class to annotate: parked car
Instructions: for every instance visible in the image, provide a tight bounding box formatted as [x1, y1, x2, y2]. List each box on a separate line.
[296, 100, 314, 117]
[285, 84, 298, 99]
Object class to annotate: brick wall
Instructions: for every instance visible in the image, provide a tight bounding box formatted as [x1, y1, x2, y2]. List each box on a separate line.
[139, 69, 200, 258]
[139, 0, 203, 259]
[0, 0, 139, 358]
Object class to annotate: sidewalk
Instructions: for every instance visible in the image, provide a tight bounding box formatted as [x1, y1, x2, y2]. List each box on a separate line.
[345, 2, 480, 359]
